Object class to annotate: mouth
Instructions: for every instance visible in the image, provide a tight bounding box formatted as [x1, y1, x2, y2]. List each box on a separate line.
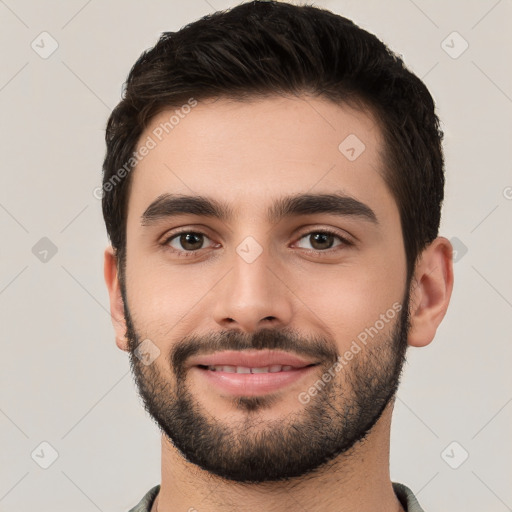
[189, 350, 321, 396]
[188, 349, 319, 369]
[197, 363, 316, 373]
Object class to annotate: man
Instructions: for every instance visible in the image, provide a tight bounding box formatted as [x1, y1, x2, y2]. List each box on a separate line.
[102, 1, 453, 511]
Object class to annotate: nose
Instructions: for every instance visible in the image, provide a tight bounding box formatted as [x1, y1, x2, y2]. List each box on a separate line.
[212, 245, 294, 333]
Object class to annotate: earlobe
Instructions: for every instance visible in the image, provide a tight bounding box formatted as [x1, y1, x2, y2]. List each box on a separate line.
[407, 237, 454, 348]
[103, 245, 129, 352]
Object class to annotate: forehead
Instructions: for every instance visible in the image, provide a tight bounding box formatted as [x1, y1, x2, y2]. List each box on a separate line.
[127, 95, 393, 222]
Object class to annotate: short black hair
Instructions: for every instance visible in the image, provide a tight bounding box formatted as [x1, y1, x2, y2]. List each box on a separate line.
[101, 0, 444, 284]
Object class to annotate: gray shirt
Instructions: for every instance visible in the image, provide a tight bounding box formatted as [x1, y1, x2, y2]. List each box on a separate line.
[128, 482, 425, 511]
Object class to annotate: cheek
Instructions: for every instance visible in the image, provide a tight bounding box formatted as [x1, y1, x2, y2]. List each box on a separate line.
[290, 228, 405, 343]
[125, 256, 214, 339]
[299, 268, 402, 349]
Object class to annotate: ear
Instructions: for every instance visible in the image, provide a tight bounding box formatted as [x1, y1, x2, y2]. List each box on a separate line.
[104, 245, 129, 352]
[407, 236, 454, 348]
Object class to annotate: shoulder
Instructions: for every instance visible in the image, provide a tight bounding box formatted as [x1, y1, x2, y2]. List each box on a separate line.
[392, 482, 426, 512]
[127, 484, 160, 512]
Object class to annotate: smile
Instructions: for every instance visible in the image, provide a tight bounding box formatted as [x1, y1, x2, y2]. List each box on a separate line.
[201, 364, 301, 373]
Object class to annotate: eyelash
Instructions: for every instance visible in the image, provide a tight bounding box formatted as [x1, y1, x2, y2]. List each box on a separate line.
[161, 228, 353, 259]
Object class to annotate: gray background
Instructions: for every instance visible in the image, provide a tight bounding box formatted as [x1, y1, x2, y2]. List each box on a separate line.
[1, 0, 511, 510]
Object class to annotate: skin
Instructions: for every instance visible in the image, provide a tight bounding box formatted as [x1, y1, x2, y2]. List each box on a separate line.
[104, 95, 453, 512]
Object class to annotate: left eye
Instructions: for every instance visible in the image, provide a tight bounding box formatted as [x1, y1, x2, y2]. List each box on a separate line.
[295, 231, 348, 251]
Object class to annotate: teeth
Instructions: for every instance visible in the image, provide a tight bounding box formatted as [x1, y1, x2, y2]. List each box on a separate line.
[206, 364, 296, 373]
[250, 367, 270, 373]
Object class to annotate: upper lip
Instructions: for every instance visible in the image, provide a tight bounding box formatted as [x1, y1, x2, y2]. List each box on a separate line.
[188, 350, 319, 369]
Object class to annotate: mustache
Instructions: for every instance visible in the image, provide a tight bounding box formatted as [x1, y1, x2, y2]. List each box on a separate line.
[171, 327, 339, 377]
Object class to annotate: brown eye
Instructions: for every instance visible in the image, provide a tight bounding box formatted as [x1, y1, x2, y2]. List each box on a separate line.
[295, 230, 350, 252]
[164, 231, 213, 253]
[308, 232, 336, 250]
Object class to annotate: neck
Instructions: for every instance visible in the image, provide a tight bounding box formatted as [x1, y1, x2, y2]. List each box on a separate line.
[153, 401, 404, 512]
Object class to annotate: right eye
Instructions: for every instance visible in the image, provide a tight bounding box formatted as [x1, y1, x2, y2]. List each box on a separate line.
[162, 230, 218, 257]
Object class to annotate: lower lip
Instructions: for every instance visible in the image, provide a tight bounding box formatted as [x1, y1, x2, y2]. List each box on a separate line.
[192, 365, 318, 396]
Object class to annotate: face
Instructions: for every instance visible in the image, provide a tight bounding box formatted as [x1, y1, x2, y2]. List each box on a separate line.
[120, 95, 410, 482]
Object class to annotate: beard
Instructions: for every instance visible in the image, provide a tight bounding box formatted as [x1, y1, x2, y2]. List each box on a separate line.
[121, 282, 410, 483]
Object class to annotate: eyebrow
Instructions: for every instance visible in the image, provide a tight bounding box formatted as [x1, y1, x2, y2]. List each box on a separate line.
[140, 192, 378, 227]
